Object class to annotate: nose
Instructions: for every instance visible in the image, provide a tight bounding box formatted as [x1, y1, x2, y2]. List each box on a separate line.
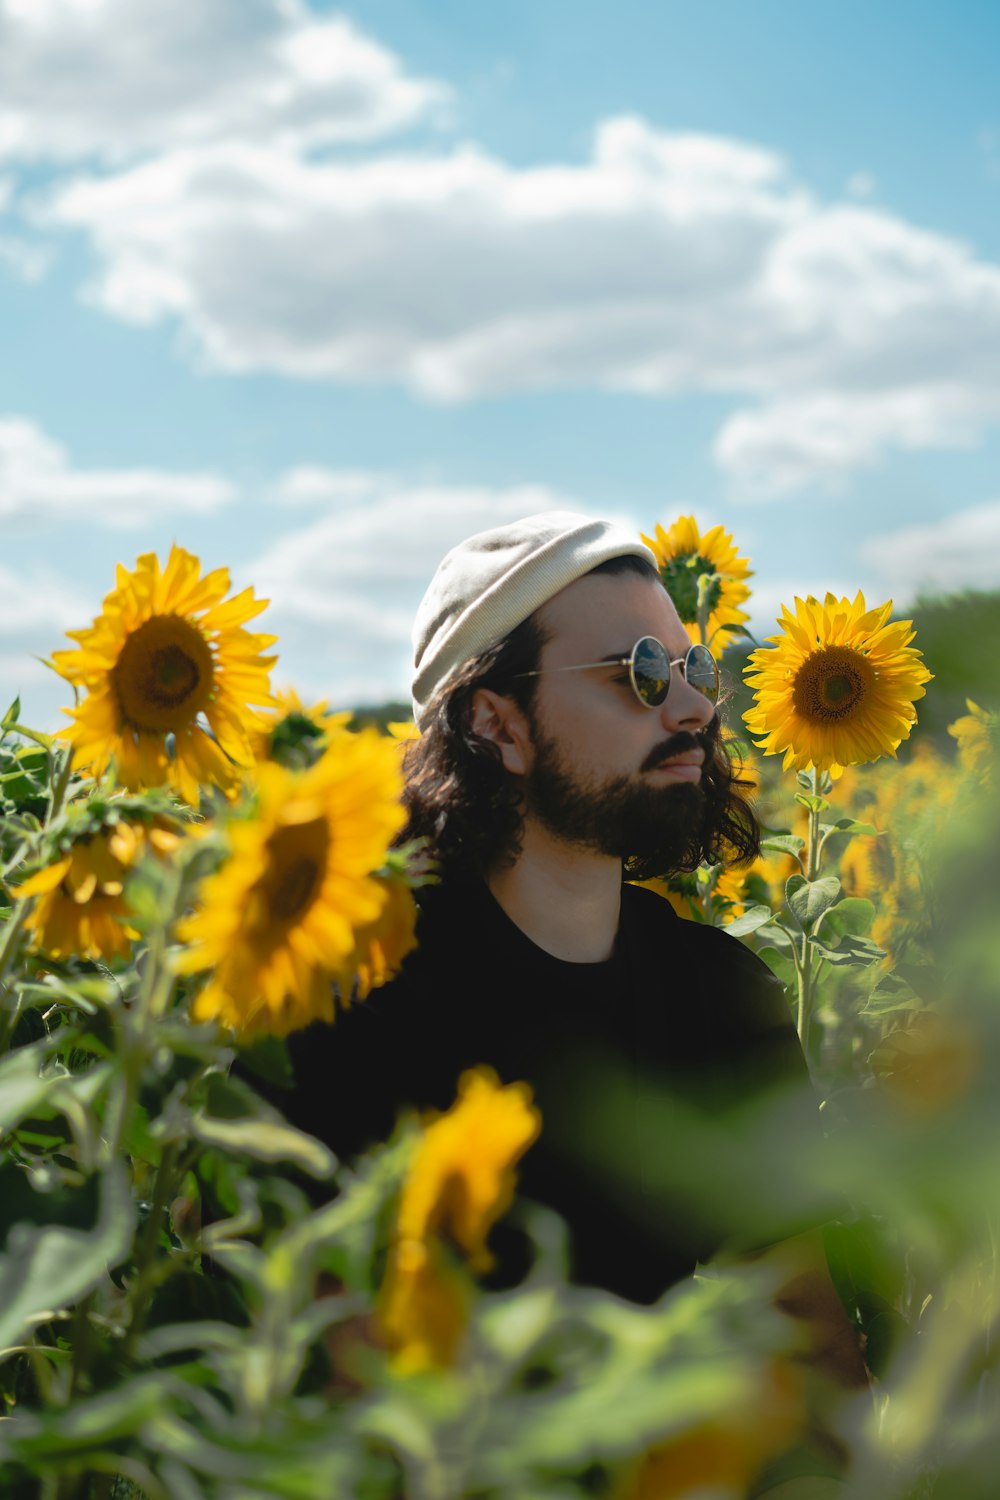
[658, 662, 717, 734]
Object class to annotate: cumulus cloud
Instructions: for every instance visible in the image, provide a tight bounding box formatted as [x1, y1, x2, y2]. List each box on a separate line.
[0, 415, 237, 524]
[714, 386, 1000, 495]
[29, 116, 1000, 495]
[246, 474, 629, 705]
[860, 500, 1000, 600]
[0, 0, 445, 162]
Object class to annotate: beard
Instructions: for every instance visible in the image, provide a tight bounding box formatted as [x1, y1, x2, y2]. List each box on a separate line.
[523, 722, 713, 872]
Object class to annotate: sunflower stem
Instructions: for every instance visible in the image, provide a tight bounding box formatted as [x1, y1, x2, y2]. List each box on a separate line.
[794, 767, 825, 1057]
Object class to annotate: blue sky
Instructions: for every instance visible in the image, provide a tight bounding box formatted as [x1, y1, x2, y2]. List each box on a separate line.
[2, 0, 998, 726]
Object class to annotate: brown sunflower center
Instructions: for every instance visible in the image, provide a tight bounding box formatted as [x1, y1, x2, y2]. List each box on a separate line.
[112, 614, 215, 733]
[792, 645, 875, 723]
[258, 816, 330, 927]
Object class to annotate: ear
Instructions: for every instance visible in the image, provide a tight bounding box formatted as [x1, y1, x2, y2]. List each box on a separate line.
[469, 688, 532, 776]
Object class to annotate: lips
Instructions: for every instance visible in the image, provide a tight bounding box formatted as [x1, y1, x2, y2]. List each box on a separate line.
[649, 752, 704, 781]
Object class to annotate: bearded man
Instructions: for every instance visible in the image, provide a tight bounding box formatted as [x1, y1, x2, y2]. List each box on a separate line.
[285, 514, 864, 1486]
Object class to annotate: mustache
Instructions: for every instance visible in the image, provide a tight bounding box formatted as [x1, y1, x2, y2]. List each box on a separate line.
[641, 722, 719, 774]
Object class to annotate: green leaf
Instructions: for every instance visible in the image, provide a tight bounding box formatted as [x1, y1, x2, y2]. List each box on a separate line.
[1, 696, 21, 729]
[809, 934, 886, 967]
[0, 1163, 136, 1352]
[822, 897, 876, 938]
[794, 792, 830, 814]
[785, 874, 841, 928]
[760, 833, 806, 857]
[821, 818, 881, 837]
[722, 904, 776, 938]
[188, 1112, 336, 1180]
[863, 973, 921, 1016]
[0, 1040, 111, 1135]
[756, 946, 796, 987]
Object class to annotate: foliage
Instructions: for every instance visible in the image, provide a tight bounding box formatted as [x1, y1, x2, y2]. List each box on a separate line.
[2, 546, 1000, 1500]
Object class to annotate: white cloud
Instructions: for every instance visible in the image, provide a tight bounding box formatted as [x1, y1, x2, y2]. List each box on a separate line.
[713, 386, 1000, 495]
[0, 234, 52, 281]
[860, 500, 1000, 600]
[246, 475, 634, 705]
[0, 415, 237, 524]
[272, 466, 387, 506]
[29, 116, 1000, 496]
[0, 0, 445, 163]
[0, 560, 92, 633]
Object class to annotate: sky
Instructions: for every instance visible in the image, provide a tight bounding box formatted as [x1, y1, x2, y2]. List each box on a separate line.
[2, 0, 999, 728]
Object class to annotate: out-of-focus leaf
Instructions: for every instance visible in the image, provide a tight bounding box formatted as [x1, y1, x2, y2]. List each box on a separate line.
[821, 898, 877, 938]
[0, 1039, 110, 1135]
[0, 1374, 174, 1465]
[188, 1113, 335, 1179]
[1, 696, 21, 729]
[822, 817, 881, 837]
[756, 946, 796, 987]
[0, 1163, 135, 1352]
[809, 934, 886, 967]
[785, 874, 841, 928]
[794, 792, 829, 814]
[760, 833, 805, 857]
[723, 904, 776, 938]
[863, 973, 921, 1016]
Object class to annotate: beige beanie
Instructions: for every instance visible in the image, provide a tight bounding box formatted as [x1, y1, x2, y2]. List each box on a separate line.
[411, 511, 655, 727]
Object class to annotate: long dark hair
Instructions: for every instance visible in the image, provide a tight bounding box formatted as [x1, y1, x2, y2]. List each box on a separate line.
[399, 556, 761, 878]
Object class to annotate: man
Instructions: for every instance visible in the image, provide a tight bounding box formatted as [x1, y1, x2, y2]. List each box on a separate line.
[285, 511, 863, 1494]
[289, 513, 844, 1294]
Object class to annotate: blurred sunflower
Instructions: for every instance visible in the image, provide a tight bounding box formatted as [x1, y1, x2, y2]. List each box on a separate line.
[176, 729, 406, 1038]
[743, 592, 931, 775]
[949, 699, 996, 783]
[248, 686, 352, 767]
[641, 516, 752, 647]
[378, 1068, 540, 1370]
[53, 546, 276, 804]
[13, 816, 181, 962]
[350, 870, 419, 1001]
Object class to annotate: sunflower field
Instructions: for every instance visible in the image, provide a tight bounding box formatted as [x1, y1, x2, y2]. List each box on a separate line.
[1, 530, 999, 1500]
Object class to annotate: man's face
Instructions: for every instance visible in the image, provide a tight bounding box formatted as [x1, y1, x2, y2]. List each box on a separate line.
[521, 572, 719, 861]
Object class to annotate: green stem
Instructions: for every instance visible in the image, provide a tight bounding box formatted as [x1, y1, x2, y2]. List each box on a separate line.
[120, 1141, 181, 1366]
[47, 745, 74, 822]
[0, 901, 30, 1014]
[794, 768, 824, 1055]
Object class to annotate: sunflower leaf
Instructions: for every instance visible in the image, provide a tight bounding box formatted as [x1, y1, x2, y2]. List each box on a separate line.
[822, 819, 881, 837]
[760, 833, 806, 857]
[722, 903, 776, 938]
[794, 793, 830, 815]
[785, 874, 841, 928]
[821, 898, 877, 938]
[809, 934, 885, 968]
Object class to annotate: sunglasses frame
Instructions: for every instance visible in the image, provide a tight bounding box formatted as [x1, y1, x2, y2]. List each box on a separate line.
[515, 635, 719, 709]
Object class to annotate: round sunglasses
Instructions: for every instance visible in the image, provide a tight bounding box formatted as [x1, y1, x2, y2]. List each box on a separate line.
[516, 636, 719, 709]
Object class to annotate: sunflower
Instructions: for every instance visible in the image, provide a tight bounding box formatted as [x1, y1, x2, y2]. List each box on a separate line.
[350, 870, 419, 1001]
[53, 546, 277, 805]
[743, 593, 932, 775]
[13, 816, 181, 962]
[176, 728, 406, 1038]
[949, 699, 996, 783]
[248, 686, 352, 768]
[377, 1068, 540, 1371]
[641, 516, 752, 648]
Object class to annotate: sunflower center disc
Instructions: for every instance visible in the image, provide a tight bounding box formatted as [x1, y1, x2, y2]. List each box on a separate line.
[112, 614, 215, 733]
[792, 645, 875, 723]
[260, 817, 330, 926]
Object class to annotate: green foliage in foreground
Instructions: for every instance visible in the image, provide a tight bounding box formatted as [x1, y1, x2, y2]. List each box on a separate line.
[2, 663, 1000, 1499]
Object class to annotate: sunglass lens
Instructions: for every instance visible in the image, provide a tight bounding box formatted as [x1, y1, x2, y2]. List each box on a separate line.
[631, 637, 671, 706]
[685, 643, 719, 702]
